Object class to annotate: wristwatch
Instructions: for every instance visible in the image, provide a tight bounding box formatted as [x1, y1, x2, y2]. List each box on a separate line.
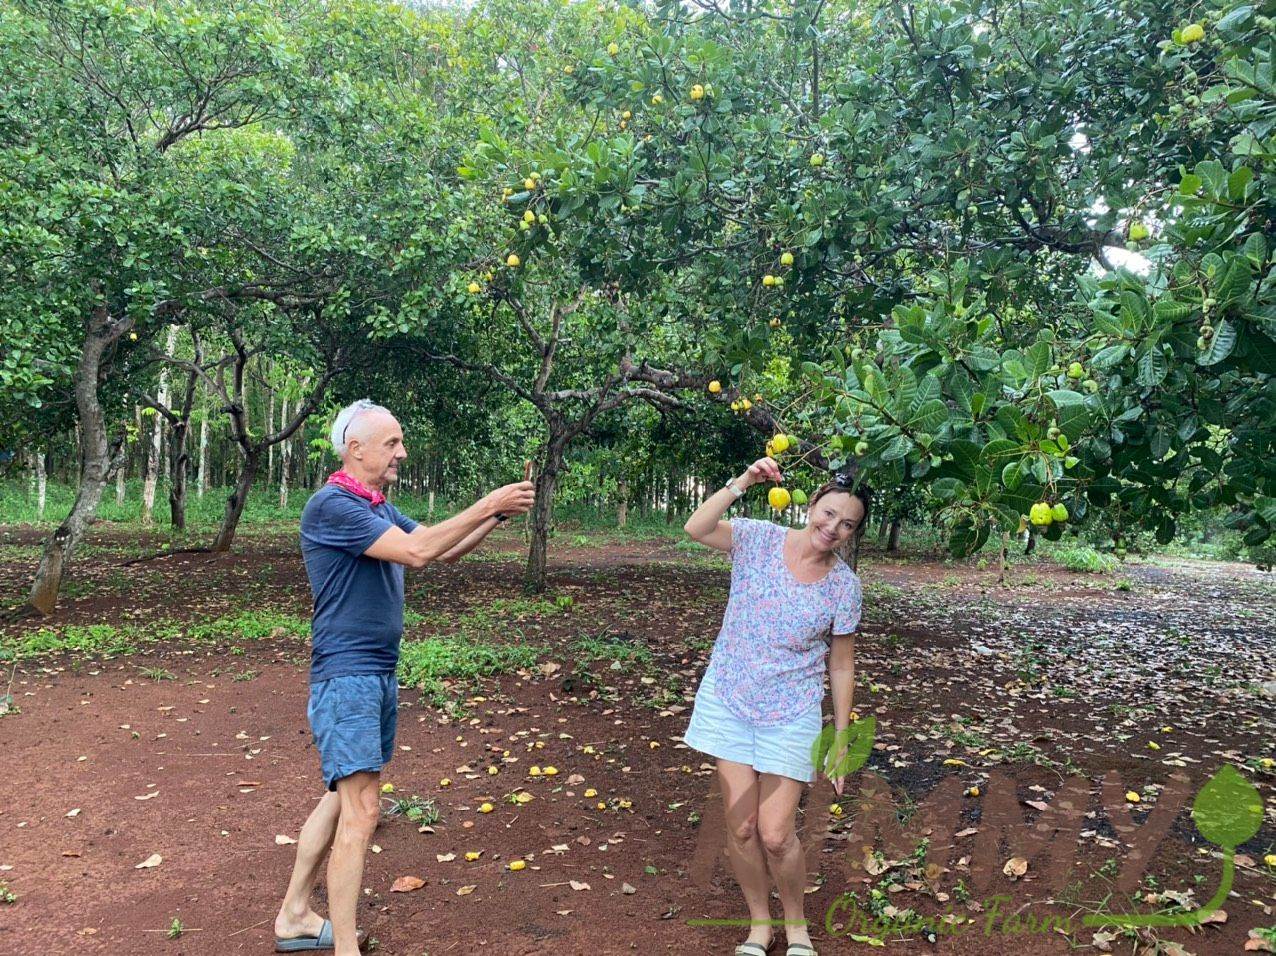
[494, 512, 509, 523]
[725, 478, 745, 500]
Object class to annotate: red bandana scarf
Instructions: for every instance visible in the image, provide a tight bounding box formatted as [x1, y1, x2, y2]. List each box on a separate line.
[327, 470, 386, 507]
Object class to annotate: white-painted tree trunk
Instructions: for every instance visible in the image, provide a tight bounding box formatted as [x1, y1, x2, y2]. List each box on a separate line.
[34, 448, 47, 519]
[197, 410, 208, 498]
[278, 397, 292, 509]
[142, 326, 178, 524]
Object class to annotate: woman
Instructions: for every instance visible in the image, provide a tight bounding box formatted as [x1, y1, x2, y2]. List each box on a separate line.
[682, 457, 870, 956]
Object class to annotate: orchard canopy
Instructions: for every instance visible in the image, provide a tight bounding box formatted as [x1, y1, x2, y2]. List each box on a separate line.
[0, 0, 1272, 608]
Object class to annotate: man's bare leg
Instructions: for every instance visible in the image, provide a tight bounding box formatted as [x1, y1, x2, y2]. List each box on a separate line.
[274, 790, 341, 941]
[327, 772, 381, 956]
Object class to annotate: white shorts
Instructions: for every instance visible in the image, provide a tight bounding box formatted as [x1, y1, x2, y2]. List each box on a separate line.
[682, 670, 822, 783]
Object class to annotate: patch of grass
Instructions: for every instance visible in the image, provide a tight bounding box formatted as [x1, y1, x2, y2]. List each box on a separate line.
[397, 636, 543, 707]
[3, 610, 310, 662]
[673, 537, 709, 552]
[140, 667, 176, 682]
[6, 623, 141, 659]
[231, 669, 258, 682]
[936, 720, 990, 751]
[863, 581, 903, 601]
[0, 881, 15, 904]
[1053, 546, 1119, 574]
[186, 609, 309, 642]
[573, 630, 653, 667]
[384, 795, 440, 826]
[167, 918, 184, 940]
[686, 635, 714, 654]
[639, 673, 685, 711]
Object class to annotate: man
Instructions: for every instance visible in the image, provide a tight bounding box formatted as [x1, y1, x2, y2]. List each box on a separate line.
[273, 399, 534, 953]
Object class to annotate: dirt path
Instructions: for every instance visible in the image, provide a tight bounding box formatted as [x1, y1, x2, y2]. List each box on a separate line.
[1, 527, 1273, 954]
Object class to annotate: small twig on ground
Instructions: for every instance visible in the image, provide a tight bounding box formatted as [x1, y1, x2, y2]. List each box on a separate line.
[227, 918, 271, 938]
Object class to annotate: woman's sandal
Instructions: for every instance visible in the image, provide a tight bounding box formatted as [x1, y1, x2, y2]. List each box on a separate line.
[733, 942, 773, 956]
[785, 945, 818, 956]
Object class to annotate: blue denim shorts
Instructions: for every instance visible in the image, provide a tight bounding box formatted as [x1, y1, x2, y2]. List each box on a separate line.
[308, 672, 398, 791]
[683, 670, 823, 783]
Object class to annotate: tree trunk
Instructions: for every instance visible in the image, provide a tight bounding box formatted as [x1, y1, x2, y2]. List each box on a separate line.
[887, 518, 902, 552]
[524, 441, 565, 594]
[34, 448, 47, 520]
[267, 386, 276, 485]
[279, 398, 292, 509]
[196, 408, 208, 498]
[877, 514, 890, 546]
[142, 329, 177, 523]
[27, 307, 129, 615]
[1025, 528, 1037, 555]
[617, 478, 628, 529]
[211, 450, 261, 552]
[115, 463, 126, 507]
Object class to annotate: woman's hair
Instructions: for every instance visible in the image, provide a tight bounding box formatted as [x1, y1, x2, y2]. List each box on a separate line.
[808, 461, 873, 537]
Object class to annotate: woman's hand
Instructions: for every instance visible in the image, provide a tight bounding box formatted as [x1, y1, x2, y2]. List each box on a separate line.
[738, 457, 783, 489]
[825, 737, 849, 796]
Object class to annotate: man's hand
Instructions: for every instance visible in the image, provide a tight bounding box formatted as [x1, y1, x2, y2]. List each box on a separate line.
[485, 480, 535, 519]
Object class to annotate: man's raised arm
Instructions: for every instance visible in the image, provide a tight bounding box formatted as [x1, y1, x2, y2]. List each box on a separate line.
[364, 481, 535, 568]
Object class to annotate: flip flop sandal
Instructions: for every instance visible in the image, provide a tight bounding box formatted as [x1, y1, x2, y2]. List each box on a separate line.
[275, 920, 368, 952]
[734, 944, 772, 956]
[786, 945, 818, 956]
[275, 919, 334, 951]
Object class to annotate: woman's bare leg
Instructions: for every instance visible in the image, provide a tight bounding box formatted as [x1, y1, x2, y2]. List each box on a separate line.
[718, 759, 775, 950]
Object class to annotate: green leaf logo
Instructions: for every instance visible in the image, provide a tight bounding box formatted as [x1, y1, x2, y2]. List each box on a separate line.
[811, 716, 877, 778]
[1192, 764, 1262, 849]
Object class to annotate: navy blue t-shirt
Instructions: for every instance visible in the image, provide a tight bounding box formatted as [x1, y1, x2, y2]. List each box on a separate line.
[300, 484, 419, 683]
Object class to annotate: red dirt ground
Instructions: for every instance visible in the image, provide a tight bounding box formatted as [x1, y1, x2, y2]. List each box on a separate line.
[1, 524, 1273, 955]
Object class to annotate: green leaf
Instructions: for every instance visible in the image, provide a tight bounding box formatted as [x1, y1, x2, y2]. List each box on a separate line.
[1153, 299, 1193, 324]
[1046, 389, 1090, 439]
[908, 398, 949, 433]
[810, 716, 877, 778]
[1137, 348, 1167, 387]
[880, 434, 913, 461]
[1191, 764, 1263, 849]
[948, 520, 990, 558]
[1200, 320, 1237, 366]
[1091, 344, 1129, 369]
[1212, 257, 1252, 306]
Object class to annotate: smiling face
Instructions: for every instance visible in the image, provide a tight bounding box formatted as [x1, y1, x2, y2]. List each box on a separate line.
[805, 490, 865, 554]
[344, 410, 407, 489]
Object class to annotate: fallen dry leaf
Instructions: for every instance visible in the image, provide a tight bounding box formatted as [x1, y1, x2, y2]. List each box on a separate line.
[134, 853, 162, 869]
[436, 852, 456, 863]
[1002, 857, 1028, 879]
[390, 876, 425, 893]
[456, 885, 477, 896]
[274, 834, 297, 846]
[1247, 929, 1275, 952]
[570, 880, 591, 891]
